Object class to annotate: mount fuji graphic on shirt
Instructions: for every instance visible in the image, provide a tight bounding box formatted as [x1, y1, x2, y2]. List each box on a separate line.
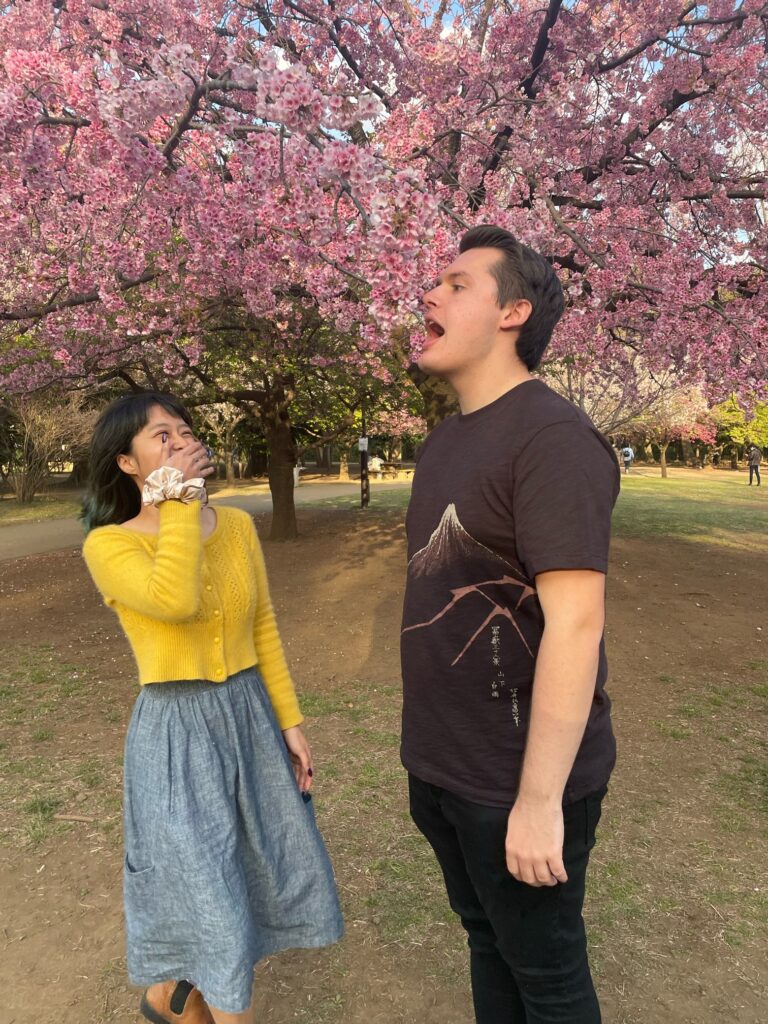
[401, 503, 537, 678]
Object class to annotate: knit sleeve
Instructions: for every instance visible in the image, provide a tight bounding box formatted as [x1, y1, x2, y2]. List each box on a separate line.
[246, 520, 303, 730]
[82, 501, 204, 623]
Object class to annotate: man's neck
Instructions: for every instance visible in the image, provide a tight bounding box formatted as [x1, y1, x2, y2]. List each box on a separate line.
[453, 364, 534, 416]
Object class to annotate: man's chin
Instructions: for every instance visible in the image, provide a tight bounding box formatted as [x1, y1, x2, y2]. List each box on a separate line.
[416, 349, 442, 375]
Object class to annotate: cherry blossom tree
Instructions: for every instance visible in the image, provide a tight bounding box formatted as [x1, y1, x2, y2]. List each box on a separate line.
[0, 1, 766, 445]
[630, 387, 716, 476]
[712, 395, 768, 466]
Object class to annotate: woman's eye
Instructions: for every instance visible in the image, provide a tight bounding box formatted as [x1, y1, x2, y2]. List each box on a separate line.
[160, 432, 168, 443]
[452, 285, 463, 291]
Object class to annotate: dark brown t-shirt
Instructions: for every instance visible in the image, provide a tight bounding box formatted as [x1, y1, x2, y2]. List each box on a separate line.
[400, 379, 620, 808]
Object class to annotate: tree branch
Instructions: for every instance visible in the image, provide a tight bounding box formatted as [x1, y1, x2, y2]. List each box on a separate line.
[0, 270, 157, 322]
[595, 2, 698, 73]
[469, 0, 563, 211]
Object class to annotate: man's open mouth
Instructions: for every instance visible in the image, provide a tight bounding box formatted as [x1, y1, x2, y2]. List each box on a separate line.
[425, 317, 445, 340]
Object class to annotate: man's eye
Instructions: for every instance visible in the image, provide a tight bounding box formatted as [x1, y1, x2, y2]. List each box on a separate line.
[160, 432, 168, 443]
[452, 285, 463, 291]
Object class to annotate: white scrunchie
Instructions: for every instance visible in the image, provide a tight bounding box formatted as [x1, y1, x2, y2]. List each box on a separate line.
[142, 466, 208, 507]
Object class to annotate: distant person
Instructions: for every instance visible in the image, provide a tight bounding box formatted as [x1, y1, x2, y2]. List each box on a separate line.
[621, 444, 634, 474]
[81, 393, 342, 1024]
[748, 444, 762, 486]
[369, 453, 384, 476]
[402, 225, 619, 1024]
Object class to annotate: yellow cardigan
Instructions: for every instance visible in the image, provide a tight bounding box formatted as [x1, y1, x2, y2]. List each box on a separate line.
[82, 501, 302, 730]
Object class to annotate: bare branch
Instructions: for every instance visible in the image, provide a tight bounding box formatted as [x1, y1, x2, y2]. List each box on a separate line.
[37, 114, 92, 129]
[544, 195, 606, 268]
[595, 2, 698, 73]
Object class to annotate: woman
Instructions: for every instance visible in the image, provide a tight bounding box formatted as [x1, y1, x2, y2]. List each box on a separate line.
[81, 393, 343, 1024]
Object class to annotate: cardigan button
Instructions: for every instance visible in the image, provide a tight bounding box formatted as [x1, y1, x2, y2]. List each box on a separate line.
[206, 584, 212, 591]
[214, 636, 221, 644]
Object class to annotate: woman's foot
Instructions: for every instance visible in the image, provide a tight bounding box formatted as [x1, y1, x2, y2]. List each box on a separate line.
[140, 981, 215, 1024]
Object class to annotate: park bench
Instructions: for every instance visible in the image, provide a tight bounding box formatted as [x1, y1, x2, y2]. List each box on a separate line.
[370, 462, 414, 480]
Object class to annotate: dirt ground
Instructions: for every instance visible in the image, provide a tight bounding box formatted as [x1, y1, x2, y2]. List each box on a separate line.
[0, 503, 766, 1024]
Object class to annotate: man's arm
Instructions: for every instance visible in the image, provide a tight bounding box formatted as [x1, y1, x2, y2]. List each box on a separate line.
[505, 569, 606, 887]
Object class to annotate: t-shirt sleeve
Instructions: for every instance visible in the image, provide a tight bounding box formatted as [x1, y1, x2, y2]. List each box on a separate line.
[512, 420, 619, 579]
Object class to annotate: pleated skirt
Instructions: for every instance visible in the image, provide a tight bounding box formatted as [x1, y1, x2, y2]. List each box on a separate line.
[123, 666, 344, 1014]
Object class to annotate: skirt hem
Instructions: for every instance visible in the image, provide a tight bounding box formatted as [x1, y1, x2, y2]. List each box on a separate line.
[127, 926, 345, 1014]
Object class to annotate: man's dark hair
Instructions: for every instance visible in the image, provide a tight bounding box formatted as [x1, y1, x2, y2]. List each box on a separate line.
[459, 225, 565, 370]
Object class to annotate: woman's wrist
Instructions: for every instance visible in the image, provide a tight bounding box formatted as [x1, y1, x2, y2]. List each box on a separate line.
[142, 466, 208, 508]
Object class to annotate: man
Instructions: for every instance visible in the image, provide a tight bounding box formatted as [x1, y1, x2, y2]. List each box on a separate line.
[748, 444, 761, 486]
[401, 225, 619, 1024]
[621, 444, 634, 474]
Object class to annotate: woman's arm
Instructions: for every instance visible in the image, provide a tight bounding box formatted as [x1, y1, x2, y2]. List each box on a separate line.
[82, 501, 204, 622]
[247, 520, 303, 730]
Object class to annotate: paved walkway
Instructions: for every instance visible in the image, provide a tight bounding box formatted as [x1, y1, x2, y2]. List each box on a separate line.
[0, 481, 410, 561]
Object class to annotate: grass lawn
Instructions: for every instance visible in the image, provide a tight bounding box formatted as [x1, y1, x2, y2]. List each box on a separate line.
[307, 467, 767, 550]
[612, 467, 767, 549]
[1, 466, 766, 1022]
[0, 493, 82, 525]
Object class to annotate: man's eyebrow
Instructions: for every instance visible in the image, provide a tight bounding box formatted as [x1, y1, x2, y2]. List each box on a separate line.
[436, 271, 472, 285]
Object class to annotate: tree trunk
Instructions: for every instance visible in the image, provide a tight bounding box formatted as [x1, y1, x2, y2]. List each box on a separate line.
[315, 445, 331, 470]
[264, 400, 298, 541]
[223, 444, 234, 485]
[68, 455, 90, 487]
[10, 449, 47, 503]
[338, 451, 350, 481]
[659, 443, 669, 478]
[244, 445, 268, 478]
[224, 425, 236, 486]
[730, 446, 739, 470]
[407, 365, 459, 430]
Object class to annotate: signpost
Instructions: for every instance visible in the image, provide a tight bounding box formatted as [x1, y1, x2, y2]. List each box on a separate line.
[358, 434, 369, 509]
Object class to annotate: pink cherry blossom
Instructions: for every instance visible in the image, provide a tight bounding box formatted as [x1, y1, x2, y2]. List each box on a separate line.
[0, 1, 764, 403]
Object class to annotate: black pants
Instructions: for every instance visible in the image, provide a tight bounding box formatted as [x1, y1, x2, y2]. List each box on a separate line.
[749, 464, 761, 485]
[409, 775, 605, 1024]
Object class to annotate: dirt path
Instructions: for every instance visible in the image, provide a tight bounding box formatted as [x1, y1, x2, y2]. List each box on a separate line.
[0, 506, 765, 1024]
[0, 480, 402, 560]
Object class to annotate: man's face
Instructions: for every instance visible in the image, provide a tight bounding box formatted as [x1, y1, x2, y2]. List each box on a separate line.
[418, 247, 518, 379]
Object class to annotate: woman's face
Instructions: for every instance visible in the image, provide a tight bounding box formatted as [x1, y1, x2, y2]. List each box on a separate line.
[117, 404, 197, 487]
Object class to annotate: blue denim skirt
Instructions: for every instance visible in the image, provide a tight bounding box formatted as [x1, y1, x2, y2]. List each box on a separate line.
[123, 666, 344, 1014]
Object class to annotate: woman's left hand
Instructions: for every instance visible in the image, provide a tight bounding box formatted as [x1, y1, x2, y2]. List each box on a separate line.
[282, 726, 313, 793]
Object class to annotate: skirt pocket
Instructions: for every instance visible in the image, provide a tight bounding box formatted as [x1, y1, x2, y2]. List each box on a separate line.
[124, 859, 160, 945]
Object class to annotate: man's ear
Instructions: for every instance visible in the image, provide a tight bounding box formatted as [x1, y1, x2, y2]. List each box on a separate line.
[500, 298, 532, 332]
[116, 452, 137, 476]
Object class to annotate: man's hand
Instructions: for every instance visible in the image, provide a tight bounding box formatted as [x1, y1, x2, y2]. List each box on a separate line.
[505, 796, 568, 887]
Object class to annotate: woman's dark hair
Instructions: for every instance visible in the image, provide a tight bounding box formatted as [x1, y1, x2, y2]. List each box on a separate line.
[459, 225, 565, 370]
[81, 392, 194, 533]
